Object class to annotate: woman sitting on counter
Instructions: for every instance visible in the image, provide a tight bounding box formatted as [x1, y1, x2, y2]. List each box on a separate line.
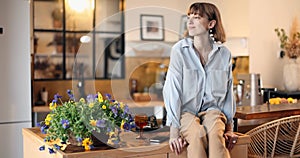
[163, 2, 238, 158]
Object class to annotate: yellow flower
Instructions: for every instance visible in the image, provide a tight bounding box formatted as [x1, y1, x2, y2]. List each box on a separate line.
[84, 145, 91, 151]
[107, 139, 113, 145]
[98, 92, 103, 102]
[88, 102, 94, 108]
[45, 114, 52, 125]
[120, 120, 125, 130]
[90, 120, 96, 126]
[82, 138, 92, 146]
[79, 98, 85, 103]
[102, 105, 106, 110]
[49, 102, 57, 110]
[120, 102, 124, 109]
[82, 138, 92, 151]
[109, 131, 115, 137]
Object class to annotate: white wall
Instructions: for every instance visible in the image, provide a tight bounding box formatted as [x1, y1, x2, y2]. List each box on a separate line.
[125, 0, 300, 89]
[125, 0, 184, 42]
[249, 0, 300, 89]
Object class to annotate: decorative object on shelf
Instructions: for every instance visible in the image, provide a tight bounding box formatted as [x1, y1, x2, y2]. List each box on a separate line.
[140, 14, 164, 41]
[275, 17, 300, 91]
[38, 90, 135, 154]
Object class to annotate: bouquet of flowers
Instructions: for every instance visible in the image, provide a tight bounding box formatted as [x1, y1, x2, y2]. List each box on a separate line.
[39, 90, 135, 153]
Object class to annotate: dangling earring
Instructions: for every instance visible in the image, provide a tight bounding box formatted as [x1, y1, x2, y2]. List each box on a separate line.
[209, 29, 216, 43]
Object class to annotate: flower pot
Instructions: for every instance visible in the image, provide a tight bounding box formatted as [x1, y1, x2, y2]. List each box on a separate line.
[91, 131, 109, 147]
[68, 132, 82, 146]
[283, 58, 299, 91]
[91, 130, 120, 149]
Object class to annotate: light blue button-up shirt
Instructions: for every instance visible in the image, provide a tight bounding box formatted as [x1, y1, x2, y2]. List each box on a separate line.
[163, 38, 236, 129]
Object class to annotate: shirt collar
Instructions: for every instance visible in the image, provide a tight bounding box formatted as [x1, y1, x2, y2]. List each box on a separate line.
[182, 37, 222, 56]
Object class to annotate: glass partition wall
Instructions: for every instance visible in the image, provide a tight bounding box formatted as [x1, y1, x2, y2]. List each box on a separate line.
[33, 0, 125, 80]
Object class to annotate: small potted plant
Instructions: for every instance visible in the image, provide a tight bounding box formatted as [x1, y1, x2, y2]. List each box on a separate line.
[39, 90, 135, 154]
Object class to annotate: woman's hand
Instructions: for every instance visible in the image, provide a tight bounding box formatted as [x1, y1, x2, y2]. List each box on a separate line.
[169, 137, 187, 155]
[224, 131, 239, 151]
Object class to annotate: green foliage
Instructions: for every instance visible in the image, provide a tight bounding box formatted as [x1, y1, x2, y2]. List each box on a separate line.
[40, 91, 135, 146]
[275, 28, 288, 49]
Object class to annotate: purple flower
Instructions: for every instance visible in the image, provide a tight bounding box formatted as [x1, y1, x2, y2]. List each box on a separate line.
[52, 99, 57, 103]
[106, 127, 111, 132]
[105, 94, 112, 100]
[96, 119, 106, 128]
[61, 119, 69, 129]
[52, 93, 62, 103]
[128, 114, 134, 122]
[39, 145, 45, 151]
[111, 106, 118, 116]
[48, 148, 55, 154]
[120, 113, 125, 118]
[44, 138, 49, 142]
[123, 122, 130, 130]
[67, 90, 75, 100]
[54, 93, 62, 100]
[130, 122, 136, 129]
[86, 94, 95, 103]
[54, 144, 60, 150]
[76, 137, 83, 143]
[124, 105, 129, 114]
[40, 125, 48, 134]
[36, 122, 41, 127]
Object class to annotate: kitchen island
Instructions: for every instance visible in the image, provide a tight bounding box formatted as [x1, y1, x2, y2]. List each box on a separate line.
[23, 127, 249, 158]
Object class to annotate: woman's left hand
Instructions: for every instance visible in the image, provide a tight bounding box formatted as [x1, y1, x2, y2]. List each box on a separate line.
[224, 131, 239, 151]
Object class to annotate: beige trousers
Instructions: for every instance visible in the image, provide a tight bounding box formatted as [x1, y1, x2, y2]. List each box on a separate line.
[180, 110, 230, 158]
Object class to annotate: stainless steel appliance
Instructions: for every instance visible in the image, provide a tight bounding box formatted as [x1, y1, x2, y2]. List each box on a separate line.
[0, 1, 31, 158]
[236, 73, 263, 106]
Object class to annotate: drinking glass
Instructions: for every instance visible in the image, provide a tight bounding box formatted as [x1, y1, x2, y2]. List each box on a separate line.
[134, 113, 148, 139]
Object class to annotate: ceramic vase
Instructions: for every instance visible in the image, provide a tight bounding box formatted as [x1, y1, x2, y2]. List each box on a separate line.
[283, 58, 299, 91]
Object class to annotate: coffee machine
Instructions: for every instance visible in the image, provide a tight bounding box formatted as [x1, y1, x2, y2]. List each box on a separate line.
[236, 73, 263, 106]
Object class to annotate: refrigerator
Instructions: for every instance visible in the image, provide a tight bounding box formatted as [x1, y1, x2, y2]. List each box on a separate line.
[0, 0, 32, 158]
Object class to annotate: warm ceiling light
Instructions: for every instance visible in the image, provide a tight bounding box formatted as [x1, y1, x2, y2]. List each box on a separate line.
[66, 0, 94, 13]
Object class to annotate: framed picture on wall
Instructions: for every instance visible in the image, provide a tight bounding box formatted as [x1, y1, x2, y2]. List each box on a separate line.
[140, 14, 164, 41]
[179, 15, 188, 39]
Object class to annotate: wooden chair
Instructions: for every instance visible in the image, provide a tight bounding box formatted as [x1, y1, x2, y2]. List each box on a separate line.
[245, 115, 300, 158]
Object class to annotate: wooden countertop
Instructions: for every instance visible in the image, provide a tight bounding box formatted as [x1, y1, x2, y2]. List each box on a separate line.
[23, 127, 249, 158]
[23, 127, 173, 158]
[235, 103, 300, 120]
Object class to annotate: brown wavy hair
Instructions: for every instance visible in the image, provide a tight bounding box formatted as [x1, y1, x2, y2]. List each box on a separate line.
[187, 2, 226, 43]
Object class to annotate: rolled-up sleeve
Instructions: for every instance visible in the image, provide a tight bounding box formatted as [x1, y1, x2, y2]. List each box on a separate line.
[163, 46, 183, 128]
